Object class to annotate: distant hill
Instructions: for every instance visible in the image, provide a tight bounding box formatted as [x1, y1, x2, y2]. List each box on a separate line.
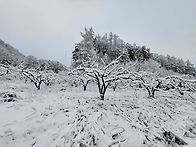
[0, 39, 66, 73]
[0, 39, 25, 65]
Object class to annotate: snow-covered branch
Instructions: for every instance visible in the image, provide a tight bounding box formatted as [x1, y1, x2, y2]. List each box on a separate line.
[21, 69, 46, 90]
[72, 55, 132, 100]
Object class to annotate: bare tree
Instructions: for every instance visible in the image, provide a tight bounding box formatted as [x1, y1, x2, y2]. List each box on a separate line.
[80, 78, 91, 91]
[68, 70, 92, 91]
[126, 71, 162, 97]
[163, 76, 196, 95]
[131, 73, 196, 97]
[110, 81, 119, 91]
[74, 55, 130, 100]
[21, 69, 45, 90]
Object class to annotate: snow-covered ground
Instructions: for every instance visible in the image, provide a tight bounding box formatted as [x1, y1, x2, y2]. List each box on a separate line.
[0, 79, 196, 147]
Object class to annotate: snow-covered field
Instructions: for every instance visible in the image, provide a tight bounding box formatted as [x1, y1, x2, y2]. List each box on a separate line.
[0, 79, 196, 147]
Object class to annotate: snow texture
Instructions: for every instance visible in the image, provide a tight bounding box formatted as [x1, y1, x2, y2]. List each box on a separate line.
[0, 78, 196, 147]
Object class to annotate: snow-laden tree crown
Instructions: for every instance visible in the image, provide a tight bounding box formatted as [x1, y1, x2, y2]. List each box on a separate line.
[72, 28, 195, 76]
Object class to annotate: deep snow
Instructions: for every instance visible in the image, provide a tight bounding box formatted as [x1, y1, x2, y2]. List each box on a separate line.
[0, 79, 196, 147]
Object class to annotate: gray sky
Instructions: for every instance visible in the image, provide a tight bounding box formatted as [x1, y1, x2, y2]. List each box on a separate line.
[0, 0, 196, 66]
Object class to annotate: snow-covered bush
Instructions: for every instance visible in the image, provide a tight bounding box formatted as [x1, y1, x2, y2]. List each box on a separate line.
[0, 64, 22, 81]
[0, 64, 9, 77]
[0, 91, 18, 102]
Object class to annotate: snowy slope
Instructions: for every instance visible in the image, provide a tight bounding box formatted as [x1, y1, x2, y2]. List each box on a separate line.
[0, 79, 196, 147]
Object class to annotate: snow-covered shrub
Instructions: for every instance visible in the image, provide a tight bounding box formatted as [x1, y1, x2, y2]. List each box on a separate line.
[0, 92, 18, 102]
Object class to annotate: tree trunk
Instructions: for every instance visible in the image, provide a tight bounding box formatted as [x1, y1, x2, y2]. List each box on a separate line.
[146, 87, 155, 97]
[35, 82, 41, 90]
[100, 93, 104, 100]
[36, 84, 41, 90]
[113, 87, 116, 91]
[83, 85, 87, 91]
[151, 88, 155, 97]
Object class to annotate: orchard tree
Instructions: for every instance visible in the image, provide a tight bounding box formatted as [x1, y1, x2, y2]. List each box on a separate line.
[21, 69, 47, 90]
[68, 69, 92, 91]
[110, 81, 119, 91]
[129, 71, 162, 97]
[163, 76, 196, 95]
[73, 55, 130, 100]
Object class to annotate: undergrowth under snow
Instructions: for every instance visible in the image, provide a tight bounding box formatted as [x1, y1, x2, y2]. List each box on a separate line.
[0, 80, 196, 147]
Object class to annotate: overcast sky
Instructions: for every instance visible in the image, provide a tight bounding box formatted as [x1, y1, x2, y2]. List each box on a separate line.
[0, 0, 196, 66]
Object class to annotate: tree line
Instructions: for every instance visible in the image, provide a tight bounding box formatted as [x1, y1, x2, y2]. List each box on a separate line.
[0, 39, 66, 73]
[72, 27, 195, 76]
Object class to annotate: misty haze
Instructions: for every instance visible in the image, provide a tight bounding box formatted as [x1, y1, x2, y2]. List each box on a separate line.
[0, 0, 196, 147]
